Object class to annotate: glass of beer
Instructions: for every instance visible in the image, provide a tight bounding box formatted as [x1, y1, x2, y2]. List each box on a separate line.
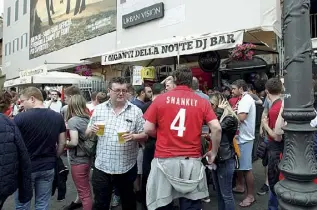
[95, 122, 105, 136]
[117, 128, 128, 144]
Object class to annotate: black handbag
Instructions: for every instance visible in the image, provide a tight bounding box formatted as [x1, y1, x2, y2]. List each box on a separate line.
[257, 141, 268, 159]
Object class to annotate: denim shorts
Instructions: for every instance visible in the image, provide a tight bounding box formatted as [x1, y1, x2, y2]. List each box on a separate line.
[237, 141, 254, 171]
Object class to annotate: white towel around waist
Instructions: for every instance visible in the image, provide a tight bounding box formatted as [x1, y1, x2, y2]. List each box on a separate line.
[146, 157, 209, 210]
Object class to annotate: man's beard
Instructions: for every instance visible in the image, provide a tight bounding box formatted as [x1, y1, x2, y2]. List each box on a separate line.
[144, 97, 152, 102]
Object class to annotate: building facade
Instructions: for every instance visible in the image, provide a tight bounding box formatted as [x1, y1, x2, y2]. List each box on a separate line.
[3, 0, 281, 80]
[3, 0, 117, 79]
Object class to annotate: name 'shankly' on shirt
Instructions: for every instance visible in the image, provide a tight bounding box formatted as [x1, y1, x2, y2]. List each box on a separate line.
[166, 96, 198, 107]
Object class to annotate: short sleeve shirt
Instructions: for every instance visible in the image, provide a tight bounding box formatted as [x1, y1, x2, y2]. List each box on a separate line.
[14, 108, 66, 172]
[263, 97, 272, 110]
[67, 116, 91, 165]
[143, 86, 217, 158]
[237, 93, 256, 142]
[268, 99, 282, 141]
[250, 94, 260, 101]
[229, 97, 239, 107]
[89, 100, 145, 174]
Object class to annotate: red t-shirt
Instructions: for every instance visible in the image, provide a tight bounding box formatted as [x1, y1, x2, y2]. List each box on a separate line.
[229, 97, 239, 108]
[3, 106, 12, 117]
[143, 86, 217, 158]
[268, 99, 282, 141]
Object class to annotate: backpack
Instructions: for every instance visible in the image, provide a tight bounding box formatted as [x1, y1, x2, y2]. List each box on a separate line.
[77, 135, 98, 157]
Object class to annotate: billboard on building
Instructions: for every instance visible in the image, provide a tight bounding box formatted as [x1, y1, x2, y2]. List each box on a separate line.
[29, 0, 117, 59]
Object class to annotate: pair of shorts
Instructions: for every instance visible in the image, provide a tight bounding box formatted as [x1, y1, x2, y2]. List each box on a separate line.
[137, 147, 144, 175]
[237, 141, 254, 171]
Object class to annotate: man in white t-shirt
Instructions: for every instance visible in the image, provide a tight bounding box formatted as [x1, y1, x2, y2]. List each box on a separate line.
[86, 92, 98, 112]
[46, 90, 63, 113]
[231, 79, 256, 208]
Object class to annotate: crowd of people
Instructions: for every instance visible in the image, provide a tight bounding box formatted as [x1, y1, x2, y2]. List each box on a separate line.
[0, 65, 309, 210]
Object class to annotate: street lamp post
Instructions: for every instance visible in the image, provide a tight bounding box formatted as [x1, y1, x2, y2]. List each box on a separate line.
[275, 0, 317, 209]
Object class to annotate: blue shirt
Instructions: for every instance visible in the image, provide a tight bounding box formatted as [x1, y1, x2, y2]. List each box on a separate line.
[263, 97, 272, 110]
[14, 108, 66, 172]
[131, 98, 145, 109]
[195, 90, 210, 101]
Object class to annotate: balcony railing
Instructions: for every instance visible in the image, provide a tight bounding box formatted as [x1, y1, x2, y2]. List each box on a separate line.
[311, 13, 317, 38]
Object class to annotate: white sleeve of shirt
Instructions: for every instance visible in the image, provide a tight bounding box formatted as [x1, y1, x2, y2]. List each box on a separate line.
[237, 95, 252, 114]
[310, 110, 317, 127]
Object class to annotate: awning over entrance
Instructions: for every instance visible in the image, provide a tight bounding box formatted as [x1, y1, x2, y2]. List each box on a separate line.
[81, 30, 243, 65]
[81, 29, 277, 67]
[4, 77, 32, 88]
[4, 72, 102, 88]
[103, 30, 244, 65]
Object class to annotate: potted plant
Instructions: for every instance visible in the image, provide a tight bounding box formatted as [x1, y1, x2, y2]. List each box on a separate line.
[229, 43, 256, 61]
[75, 65, 93, 77]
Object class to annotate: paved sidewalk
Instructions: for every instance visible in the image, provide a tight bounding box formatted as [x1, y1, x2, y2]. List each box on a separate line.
[3, 160, 269, 210]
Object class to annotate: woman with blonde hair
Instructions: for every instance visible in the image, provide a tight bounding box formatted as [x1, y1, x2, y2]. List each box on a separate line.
[66, 95, 92, 210]
[209, 93, 239, 210]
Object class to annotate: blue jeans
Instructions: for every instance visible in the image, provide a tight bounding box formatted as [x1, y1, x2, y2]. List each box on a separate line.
[268, 190, 278, 210]
[212, 158, 235, 210]
[15, 169, 55, 210]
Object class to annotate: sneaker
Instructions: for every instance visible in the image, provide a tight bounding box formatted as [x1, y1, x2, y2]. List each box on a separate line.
[257, 184, 269, 195]
[202, 196, 211, 203]
[63, 201, 83, 210]
[111, 194, 120, 207]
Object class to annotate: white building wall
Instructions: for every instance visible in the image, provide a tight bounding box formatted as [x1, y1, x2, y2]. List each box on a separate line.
[116, 0, 273, 49]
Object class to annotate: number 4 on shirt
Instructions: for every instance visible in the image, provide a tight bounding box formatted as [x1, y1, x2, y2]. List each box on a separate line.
[170, 108, 186, 137]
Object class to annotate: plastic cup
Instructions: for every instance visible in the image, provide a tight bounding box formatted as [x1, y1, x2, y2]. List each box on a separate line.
[117, 128, 128, 144]
[95, 122, 105, 136]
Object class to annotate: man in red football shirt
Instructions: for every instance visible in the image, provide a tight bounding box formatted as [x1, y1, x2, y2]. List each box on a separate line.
[261, 78, 284, 210]
[144, 66, 221, 210]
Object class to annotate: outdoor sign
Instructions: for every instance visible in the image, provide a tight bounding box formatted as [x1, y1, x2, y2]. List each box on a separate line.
[4, 79, 17, 88]
[101, 30, 244, 65]
[3, 76, 33, 88]
[141, 67, 155, 79]
[29, 0, 117, 59]
[132, 66, 143, 85]
[19, 65, 48, 78]
[122, 3, 164, 29]
[198, 51, 221, 72]
[18, 76, 33, 85]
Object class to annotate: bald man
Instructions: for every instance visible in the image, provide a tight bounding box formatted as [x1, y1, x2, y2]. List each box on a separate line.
[165, 80, 176, 92]
[192, 77, 209, 100]
[161, 76, 176, 92]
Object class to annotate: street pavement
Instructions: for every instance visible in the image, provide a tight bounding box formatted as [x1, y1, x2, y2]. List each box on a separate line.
[3, 160, 269, 210]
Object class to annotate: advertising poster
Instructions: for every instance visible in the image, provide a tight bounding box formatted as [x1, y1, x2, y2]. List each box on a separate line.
[29, 0, 117, 59]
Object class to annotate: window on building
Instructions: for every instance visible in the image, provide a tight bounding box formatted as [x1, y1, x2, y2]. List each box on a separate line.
[120, 0, 126, 3]
[15, 0, 19, 21]
[5, 43, 11, 56]
[23, 0, 27, 14]
[13, 38, 19, 53]
[21, 33, 28, 49]
[7, 7, 11, 26]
